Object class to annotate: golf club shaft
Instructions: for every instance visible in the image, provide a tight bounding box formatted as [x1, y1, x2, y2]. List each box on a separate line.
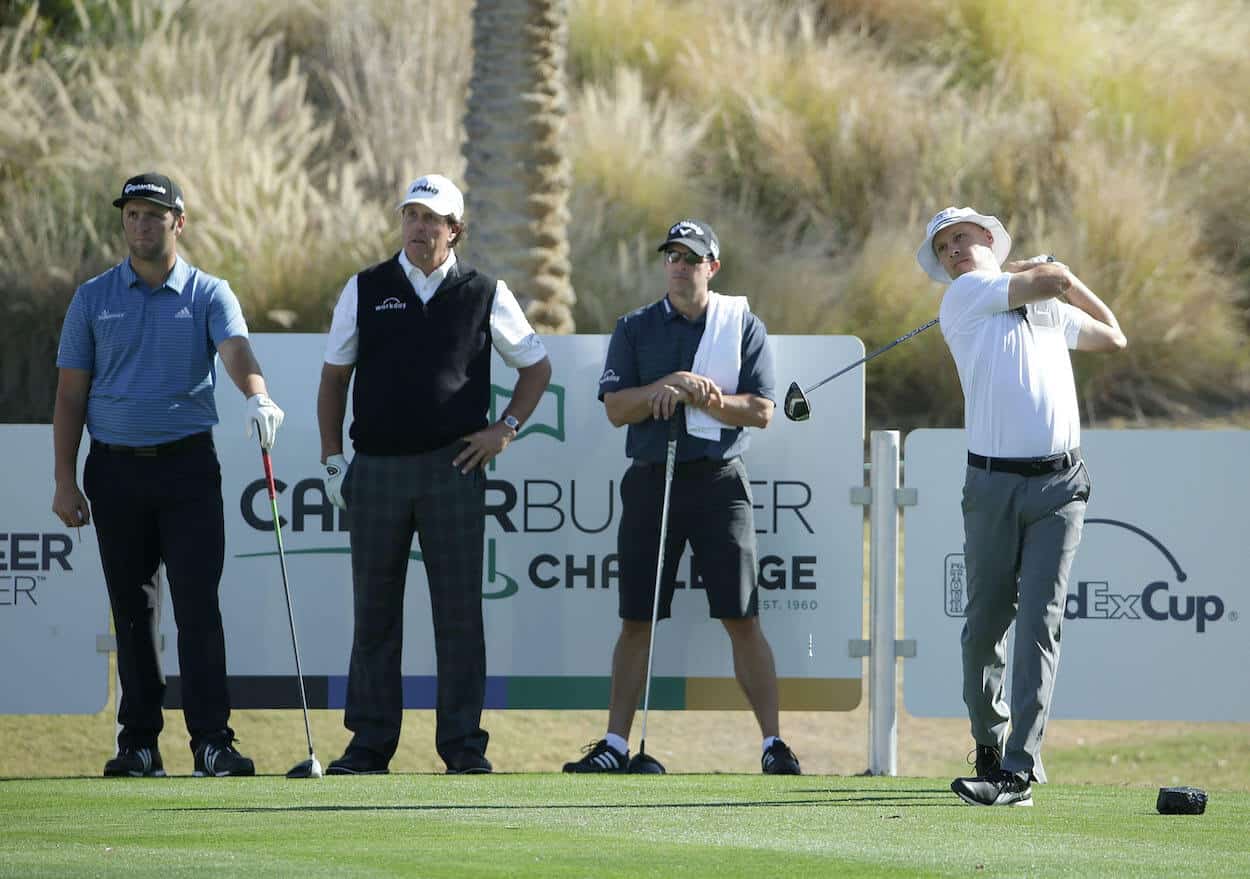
[804, 317, 939, 395]
[260, 444, 316, 761]
[638, 415, 680, 756]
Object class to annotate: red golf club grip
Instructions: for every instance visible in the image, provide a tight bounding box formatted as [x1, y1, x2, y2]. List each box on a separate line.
[258, 431, 278, 501]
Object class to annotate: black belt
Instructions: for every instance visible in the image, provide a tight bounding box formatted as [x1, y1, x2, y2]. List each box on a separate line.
[92, 432, 212, 457]
[967, 449, 1080, 477]
[633, 456, 737, 476]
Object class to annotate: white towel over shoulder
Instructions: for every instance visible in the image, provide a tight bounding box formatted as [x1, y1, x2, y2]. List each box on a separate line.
[687, 291, 748, 440]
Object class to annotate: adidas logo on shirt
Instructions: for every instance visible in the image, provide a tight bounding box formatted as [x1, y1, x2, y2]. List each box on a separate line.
[173, 306, 192, 319]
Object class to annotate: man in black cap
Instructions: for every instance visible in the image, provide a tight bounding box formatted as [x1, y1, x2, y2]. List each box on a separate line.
[53, 172, 285, 777]
[563, 219, 801, 775]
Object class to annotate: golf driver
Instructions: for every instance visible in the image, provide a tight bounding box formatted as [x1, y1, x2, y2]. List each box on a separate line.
[256, 432, 323, 779]
[629, 414, 681, 775]
[784, 317, 939, 421]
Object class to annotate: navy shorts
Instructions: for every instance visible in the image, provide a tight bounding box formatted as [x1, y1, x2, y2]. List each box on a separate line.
[617, 457, 759, 621]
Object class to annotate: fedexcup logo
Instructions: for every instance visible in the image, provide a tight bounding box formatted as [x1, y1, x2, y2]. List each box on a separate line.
[943, 519, 1236, 634]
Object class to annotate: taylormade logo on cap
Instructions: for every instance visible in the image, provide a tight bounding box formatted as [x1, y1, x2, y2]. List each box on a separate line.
[113, 173, 185, 212]
[125, 182, 166, 195]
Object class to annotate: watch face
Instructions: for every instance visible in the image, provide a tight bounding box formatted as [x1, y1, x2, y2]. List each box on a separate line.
[503, 415, 520, 431]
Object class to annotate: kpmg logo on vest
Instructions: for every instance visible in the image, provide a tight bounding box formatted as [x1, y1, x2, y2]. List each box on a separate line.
[374, 297, 406, 312]
[942, 519, 1236, 634]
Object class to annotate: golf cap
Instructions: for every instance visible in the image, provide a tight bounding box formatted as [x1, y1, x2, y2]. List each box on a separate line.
[112, 172, 185, 213]
[916, 206, 1012, 283]
[657, 219, 720, 260]
[397, 174, 464, 218]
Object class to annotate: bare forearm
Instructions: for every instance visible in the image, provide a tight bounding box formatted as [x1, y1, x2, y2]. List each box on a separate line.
[698, 394, 774, 429]
[317, 375, 350, 460]
[503, 358, 552, 426]
[53, 391, 87, 485]
[218, 336, 268, 398]
[603, 384, 667, 426]
[1064, 273, 1120, 332]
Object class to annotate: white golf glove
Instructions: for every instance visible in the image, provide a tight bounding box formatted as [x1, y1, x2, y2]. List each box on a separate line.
[245, 393, 285, 450]
[1022, 253, 1068, 270]
[323, 453, 348, 510]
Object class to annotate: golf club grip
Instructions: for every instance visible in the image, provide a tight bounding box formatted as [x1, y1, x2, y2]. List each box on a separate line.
[261, 448, 277, 500]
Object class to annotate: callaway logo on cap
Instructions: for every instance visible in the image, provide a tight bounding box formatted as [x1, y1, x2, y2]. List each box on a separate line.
[657, 217, 721, 260]
[112, 173, 185, 213]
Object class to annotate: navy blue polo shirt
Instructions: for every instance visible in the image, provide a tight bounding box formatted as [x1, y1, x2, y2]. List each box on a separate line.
[56, 256, 248, 445]
[598, 295, 775, 463]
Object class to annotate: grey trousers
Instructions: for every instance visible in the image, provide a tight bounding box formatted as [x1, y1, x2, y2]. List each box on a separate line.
[341, 445, 489, 765]
[960, 460, 1090, 783]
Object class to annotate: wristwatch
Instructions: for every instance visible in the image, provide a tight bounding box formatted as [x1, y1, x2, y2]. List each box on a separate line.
[502, 414, 520, 434]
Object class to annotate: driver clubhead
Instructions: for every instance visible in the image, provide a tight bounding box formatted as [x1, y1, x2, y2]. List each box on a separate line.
[287, 756, 323, 779]
[783, 381, 811, 422]
[628, 752, 666, 775]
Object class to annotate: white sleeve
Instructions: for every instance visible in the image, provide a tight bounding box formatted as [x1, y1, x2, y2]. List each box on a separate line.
[940, 271, 1010, 334]
[490, 280, 549, 369]
[323, 275, 359, 365]
[1056, 300, 1089, 349]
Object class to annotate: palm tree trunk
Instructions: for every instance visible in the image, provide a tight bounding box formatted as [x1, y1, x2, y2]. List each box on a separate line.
[464, 0, 576, 334]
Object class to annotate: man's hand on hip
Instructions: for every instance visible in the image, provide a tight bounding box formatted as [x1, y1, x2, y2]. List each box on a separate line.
[454, 423, 515, 474]
[246, 393, 285, 449]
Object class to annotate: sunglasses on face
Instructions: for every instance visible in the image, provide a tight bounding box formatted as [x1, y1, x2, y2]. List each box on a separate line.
[664, 250, 710, 266]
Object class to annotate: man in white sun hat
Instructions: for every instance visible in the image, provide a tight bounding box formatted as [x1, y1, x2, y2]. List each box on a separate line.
[918, 206, 1126, 807]
[316, 173, 551, 775]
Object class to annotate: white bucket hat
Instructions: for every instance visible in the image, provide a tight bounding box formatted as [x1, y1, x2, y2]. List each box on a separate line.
[916, 206, 1012, 283]
[397, 174, 465, 219]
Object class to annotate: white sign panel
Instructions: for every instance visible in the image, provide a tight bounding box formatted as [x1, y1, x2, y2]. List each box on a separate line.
[0, 426, 110, 713]
[153, 333, 866, 711]
[903, 429, 1249, 720]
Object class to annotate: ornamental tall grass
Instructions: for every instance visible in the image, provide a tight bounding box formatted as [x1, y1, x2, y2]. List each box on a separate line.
[2, 0, 1247, 425]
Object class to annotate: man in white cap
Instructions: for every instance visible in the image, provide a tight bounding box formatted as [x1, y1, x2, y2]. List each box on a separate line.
[917, 206, 1126, 806]
[316, 174, 551, 774]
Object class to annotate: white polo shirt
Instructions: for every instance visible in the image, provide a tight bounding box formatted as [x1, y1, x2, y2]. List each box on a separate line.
[939, 270, 1088, 458]
[324, 249, 548, 369]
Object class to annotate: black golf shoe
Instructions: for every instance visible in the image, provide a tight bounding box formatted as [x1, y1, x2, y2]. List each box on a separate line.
[972, 744, 1002, 777]
[762, 739, 802, 775]
[326, 748, 390, 775]
[563, 739, 629, 773]
[445, 752, 493, 775]
[103, 746, 166, 778]
[951, 769, 1033, 807]
[193, 740, 255, 777]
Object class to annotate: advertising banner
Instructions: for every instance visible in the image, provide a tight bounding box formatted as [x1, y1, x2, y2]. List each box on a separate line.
[902, 428, 1249, 721]
[0, 333, 868, 713]
[0, 427, 109, 713]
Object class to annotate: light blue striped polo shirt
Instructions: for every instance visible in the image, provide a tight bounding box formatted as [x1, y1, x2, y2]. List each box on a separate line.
[56, 256, 248, 445]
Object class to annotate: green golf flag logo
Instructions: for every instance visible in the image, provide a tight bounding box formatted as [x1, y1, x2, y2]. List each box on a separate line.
[488, 383, 565, 470]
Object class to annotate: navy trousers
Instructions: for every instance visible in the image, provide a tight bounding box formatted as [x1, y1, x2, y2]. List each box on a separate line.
[84, 433, 233, 752]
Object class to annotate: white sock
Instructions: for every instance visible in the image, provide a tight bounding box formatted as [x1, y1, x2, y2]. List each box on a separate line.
[762, 736, 778, 753]
[605, 732, 629, 755]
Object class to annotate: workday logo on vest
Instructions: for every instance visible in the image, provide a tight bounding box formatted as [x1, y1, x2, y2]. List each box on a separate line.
[374, 296, 406, 312]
